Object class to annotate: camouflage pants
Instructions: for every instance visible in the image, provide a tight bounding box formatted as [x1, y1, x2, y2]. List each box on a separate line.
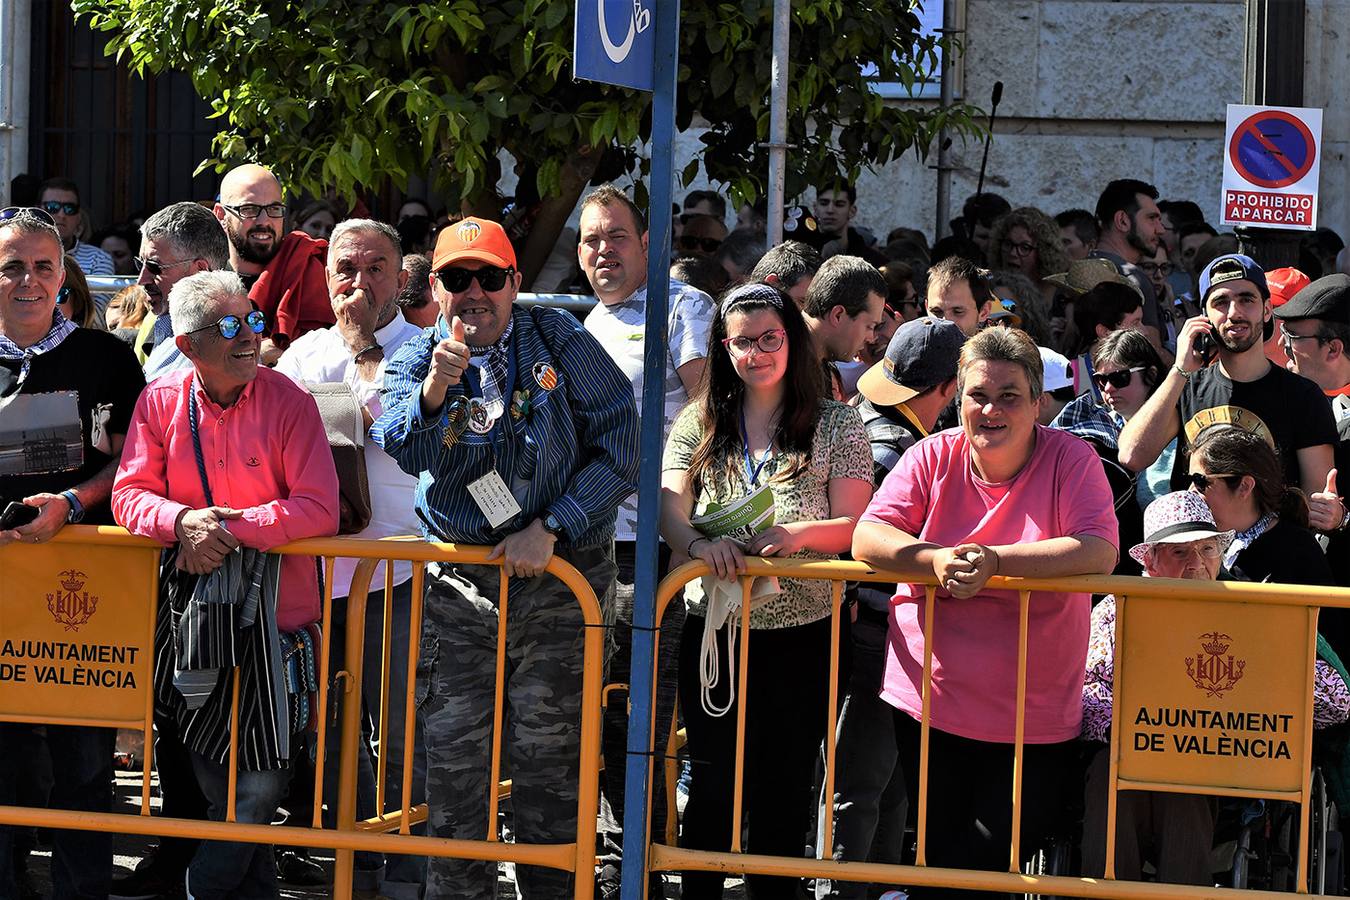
[418, 542, 616, 900]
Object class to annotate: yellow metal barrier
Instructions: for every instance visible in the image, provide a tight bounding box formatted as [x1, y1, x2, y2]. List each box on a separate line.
[0, 525, 606, 900]
[648, 557, 1350, 899]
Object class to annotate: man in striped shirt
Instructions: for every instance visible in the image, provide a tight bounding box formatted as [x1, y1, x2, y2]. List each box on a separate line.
[374, 217, 638, 900]
[38, 176, 114, 278]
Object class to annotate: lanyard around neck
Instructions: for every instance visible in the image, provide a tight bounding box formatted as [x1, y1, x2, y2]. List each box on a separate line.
[739, 406, 774, 487]
[188, 380, 216, 507]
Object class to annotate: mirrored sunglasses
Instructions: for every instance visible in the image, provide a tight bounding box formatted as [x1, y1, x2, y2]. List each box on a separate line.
[40, 199, 80, 216]
[187, 309, 267, 340]
[0, 206, 57, 226]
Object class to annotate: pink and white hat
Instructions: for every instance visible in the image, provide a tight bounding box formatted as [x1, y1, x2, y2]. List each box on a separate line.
[1127, 491, 1235, 566]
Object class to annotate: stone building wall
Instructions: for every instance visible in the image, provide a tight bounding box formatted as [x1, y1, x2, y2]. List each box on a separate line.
[674, 0, 1252, 240]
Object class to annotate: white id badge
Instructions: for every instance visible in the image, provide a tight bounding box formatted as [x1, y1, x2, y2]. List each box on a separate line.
[467, 470, 523, 529]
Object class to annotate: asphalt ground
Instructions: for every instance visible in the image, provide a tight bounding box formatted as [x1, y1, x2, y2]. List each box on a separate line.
[9, 731, 732, 899]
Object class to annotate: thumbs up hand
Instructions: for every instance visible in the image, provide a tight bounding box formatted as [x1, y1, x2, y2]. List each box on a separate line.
[420, 315, 473, 415]
[1309, 467, 1346, 532]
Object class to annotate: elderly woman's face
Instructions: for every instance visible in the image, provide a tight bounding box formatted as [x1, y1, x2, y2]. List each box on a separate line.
[960, 359, 1039, 459]
[1146, 538, 1221, 580]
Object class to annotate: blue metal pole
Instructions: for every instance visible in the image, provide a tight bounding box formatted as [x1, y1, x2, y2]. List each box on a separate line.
[619, 0, 680, 896]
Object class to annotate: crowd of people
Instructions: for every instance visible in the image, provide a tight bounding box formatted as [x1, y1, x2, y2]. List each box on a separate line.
[1, 163, 1350, 900]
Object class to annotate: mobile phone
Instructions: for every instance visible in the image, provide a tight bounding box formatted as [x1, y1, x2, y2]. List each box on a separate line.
[0, 501, 39, 531]
[1193, 331, 1219, 366]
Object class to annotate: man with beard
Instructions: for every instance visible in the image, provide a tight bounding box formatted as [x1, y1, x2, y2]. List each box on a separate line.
[214, 164, 333, 365]
[135, 202, 231, 379]
[1092, 179, 1169, 357]
[1119, 254, 1339, 529]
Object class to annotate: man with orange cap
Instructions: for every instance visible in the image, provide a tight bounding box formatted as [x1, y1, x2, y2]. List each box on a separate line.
[372, 217, 639, 899]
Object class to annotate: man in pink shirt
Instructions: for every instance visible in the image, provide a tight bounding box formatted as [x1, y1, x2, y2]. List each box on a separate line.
[113, 269, 338, 900]
[853, 327, 1117, 898]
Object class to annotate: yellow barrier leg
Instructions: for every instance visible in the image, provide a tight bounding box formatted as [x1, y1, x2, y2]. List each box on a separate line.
[334, 559, 376, 899]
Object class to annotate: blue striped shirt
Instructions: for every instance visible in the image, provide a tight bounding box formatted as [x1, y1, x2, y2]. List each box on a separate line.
[372, 305, 639, 548]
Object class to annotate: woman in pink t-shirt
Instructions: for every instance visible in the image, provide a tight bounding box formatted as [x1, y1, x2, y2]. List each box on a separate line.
[853, 326, 1118, 896]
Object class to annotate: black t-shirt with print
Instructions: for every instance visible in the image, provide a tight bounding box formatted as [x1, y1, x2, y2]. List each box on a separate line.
[0, 328, 146, 522]
[1169, 362, 1337, 491]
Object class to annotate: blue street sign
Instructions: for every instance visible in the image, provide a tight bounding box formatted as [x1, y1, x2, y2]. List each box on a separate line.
[573, 0, 655, 91]
[1229, 109, 1317, 189]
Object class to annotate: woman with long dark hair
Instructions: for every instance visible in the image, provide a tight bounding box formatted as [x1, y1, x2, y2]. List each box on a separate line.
[1187, 426, 1333, 588]
[660, 281, 872, 899]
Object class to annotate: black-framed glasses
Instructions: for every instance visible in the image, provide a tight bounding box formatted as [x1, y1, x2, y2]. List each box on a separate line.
[436, 265, 514, 293]
[40, 199, 80, 216]
[1091, 366, 1146, 390]
[1280, 328, 1326, 353]
[721, 328, 786, 357]
[1000, 239, 1036, 257]
[1139, 262, 1174, 276]
[134, 256, 195, 278]
[679, 235, 722, 253]
[0, 206, 56, 225]
[186, 309, 267, 340]
[221, 202, 286, 220]
[1187, 472, 1240, 492]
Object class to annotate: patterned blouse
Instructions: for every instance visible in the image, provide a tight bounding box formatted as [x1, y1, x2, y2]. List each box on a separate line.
[1082, 594, 1350, 742]
[663, 400, 872, 629]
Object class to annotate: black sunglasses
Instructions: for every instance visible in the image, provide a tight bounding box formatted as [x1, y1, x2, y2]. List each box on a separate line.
[1187, 472, 1240, 492]
[186, 309, 267, 340]
[0, 206, 57, 225]
[436, 265, 514, 293]
[40, 199, 80, 216]
[134, 256, 196, 278]
[678, 235, 722, 253]
[221, 202, 286, 220]
[1091, 366, 1146, 390]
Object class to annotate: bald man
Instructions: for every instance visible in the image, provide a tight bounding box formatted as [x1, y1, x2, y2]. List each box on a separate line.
[214, 164, 334, 364]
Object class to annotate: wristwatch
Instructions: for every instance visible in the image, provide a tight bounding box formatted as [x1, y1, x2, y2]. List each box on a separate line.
[60, 490, 84, 524]
[541, 513, 565, 539]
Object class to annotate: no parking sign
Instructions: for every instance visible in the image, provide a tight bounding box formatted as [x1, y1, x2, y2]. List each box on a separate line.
[1221, 104, 1323, 231]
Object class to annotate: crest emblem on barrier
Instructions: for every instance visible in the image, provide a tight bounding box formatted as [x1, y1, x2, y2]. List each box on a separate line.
[456, 221, 482, 243]
[47, 569, 99, 632]
[1186, 631, 1245, 698]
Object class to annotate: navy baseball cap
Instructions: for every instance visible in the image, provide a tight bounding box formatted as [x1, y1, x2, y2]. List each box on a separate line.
[857, 316, 966, 407]
[1199, 253, 1269, 303]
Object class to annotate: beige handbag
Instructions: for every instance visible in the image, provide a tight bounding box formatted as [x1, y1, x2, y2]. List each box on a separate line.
[305, 382, 372, 535]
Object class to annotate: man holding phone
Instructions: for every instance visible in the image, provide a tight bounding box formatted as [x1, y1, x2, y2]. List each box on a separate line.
[1119, 253, 1342, 530]
[0, 207, 145, 898]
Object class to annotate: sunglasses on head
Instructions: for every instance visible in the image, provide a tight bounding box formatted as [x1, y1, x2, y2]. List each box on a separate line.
[1091, 366, 1146, 390]
[187, 309, 267, 340]
[0, 206, 57, 226]
[40, 199, 79, 217]
[436, 264, 514, 293]
[678, 235, 722, 253]
[1186, 472, 1240, 492]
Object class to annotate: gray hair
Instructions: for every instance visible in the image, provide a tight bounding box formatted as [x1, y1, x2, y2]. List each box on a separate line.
[170, 270, 247, 336]
[956, 326, 1044, 398]
[0, 210, 63, 252]
[329, 218, 402, 266]
[141, 202, 230, 269]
